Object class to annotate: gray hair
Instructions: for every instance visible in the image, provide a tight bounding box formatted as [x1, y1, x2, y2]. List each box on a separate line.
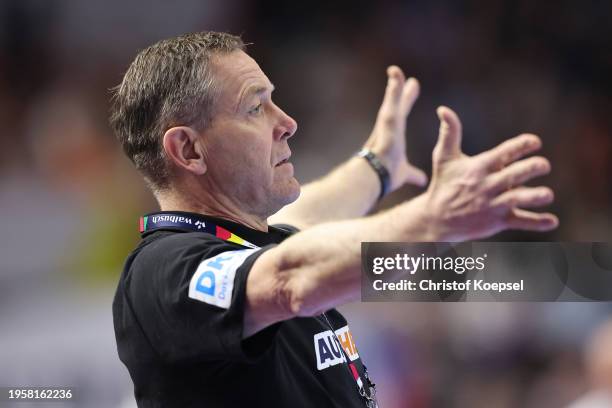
[109, 31, 245, 191]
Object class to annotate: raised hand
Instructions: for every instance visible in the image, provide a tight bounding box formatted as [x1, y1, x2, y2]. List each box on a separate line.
[424, 106, 558, 241]
[363, 66, 428, 191]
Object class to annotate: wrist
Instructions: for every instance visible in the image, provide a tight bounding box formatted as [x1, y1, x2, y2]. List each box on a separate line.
[364, 144, 396, 176]
[395, 193, 444, 242]
[356, 148, 391, 200]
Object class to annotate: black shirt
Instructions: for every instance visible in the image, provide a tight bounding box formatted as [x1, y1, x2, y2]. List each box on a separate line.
[112, 212, 374, 407]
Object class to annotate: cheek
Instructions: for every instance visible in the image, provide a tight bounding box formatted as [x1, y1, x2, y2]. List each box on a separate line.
[217, 135, 273, 180]
[233, 131, 273, 169]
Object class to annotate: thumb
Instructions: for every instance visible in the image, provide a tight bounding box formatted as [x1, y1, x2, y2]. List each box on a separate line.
[393, 162, 428, 189]
[405, 164, 428, 187]
[434, 106, 463, 160]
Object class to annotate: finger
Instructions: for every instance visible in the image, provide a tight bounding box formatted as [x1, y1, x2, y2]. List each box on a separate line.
[506, 208, 559, 232]
[433, 106, 463, 160]
[378, 66, 406, 123]
[476, 133, 542, 171]
[405, 164, 428, 187]
[485, 156, 551, 194]
[399, 77, 420, 118]
[491, 186, 554, 210]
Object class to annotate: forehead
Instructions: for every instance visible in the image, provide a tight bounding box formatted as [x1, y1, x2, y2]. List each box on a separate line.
[212, 50, 272, 109]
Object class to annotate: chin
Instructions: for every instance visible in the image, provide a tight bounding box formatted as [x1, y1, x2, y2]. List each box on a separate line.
[286, 178, 301, 203]
[271, 179, 301, 210]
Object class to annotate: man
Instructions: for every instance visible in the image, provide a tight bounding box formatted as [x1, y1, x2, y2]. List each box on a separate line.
[111, 32, 557, 407]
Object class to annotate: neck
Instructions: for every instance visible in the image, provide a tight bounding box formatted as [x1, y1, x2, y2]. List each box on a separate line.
[156, 189, 269, 232]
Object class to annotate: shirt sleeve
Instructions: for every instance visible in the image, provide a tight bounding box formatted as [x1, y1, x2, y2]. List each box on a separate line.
[124, 232, 279, 364]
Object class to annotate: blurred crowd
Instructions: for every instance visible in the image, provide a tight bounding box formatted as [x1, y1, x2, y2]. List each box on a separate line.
[0, 0, 610, 407]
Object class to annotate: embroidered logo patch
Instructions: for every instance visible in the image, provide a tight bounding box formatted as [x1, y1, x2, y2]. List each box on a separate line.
[188, 249, 258, 309]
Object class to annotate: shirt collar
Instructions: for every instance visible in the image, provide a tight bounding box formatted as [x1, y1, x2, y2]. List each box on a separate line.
[140, 211, 292, 247]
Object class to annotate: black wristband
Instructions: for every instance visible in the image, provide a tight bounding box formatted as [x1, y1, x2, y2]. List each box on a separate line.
[356, 149, 391, 200]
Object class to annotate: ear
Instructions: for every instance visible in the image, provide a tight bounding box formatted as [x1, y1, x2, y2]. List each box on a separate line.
[162, 126, 207, 176]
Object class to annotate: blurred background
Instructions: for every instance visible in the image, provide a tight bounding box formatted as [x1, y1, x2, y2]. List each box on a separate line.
[0, 0, 611, 407]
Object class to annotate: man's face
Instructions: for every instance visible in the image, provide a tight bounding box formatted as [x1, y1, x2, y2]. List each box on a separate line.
[199, 50, 300, 218]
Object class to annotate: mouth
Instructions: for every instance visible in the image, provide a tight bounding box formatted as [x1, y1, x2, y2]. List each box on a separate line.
[274, 156, 291, 167]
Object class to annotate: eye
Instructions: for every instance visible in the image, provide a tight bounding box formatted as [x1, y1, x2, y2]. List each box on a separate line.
[249, 103, 263, 115]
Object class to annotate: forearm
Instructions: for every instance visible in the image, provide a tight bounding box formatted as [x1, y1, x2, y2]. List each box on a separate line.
[245, 194, 434, 337]
[268, 155, 382, 229]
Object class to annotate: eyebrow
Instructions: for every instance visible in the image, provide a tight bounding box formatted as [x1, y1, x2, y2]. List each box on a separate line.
[236, 83, 275, 110]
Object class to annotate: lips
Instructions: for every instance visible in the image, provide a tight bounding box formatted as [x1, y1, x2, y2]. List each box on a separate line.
[274, 154, 291, 167]
[275, 158, 289, 167]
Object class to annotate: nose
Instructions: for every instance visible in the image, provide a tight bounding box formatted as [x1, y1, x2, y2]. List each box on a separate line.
[273, 107, 298, 141]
